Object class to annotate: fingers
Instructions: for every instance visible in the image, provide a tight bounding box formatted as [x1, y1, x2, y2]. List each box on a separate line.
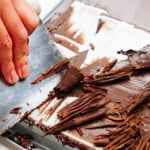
[0, 19, 19, 84]
[1, 2, 30, 79]
[12, 0, 39, 35]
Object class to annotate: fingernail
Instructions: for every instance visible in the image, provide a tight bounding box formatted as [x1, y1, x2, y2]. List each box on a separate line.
[10, 70, 19, 84]
[20, 64, 30, 79]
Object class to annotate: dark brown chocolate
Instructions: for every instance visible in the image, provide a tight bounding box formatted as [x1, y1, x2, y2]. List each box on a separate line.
[31, 58, 70, 84]
[83, 66, 132, 85]
[10, 107, 22, 114]
[57, 91, 109, 121]
[54, 66, 84, 98]
[96, 19, 103, 34]
[44, 108, 106, 135]
[94, 116, 142, 150]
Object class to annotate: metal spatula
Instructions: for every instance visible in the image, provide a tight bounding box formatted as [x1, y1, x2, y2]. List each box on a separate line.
[0, 22, 62, 134]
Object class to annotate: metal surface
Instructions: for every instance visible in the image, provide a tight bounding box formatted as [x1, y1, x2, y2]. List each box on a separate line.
[0, 23, 62, 134]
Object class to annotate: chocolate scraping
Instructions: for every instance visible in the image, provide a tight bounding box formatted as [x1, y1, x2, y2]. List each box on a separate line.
[123, 82, 150, 114]
[54, 66, 84, 98]
[57, 91, 110, 121]
[118, 44, 150, 69]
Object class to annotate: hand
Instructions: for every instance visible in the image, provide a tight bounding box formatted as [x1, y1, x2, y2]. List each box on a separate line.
[0, 0, 39, 84]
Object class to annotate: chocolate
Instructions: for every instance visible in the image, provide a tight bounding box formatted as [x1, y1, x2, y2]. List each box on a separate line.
[27, 44, 150, 150]
[54, 66, 84, 98]
[122, 82, 150, 114]
[31, 58, 70, 84]
[57, 91, 109, 121]
[3, 131, 36, 149]
[83, 66, 132, 85]
[10, 107, 22, 114]
[44, 108, 106, 135]
[101, 59, 118, 74]
[94, 116, 142, 150]
[96, 19, 103, 34]
[118, 45, 150, 69]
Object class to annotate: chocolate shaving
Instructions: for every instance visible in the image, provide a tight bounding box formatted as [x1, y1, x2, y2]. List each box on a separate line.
[101, 59, 118, 74]
[93, 116, 145, 149]
[44, 108, 106, 135]
[123, 82, 150, 114]
[10, 107, 22, 114]
[85, 123, 118, 129]
[54, 66, 84, 98]
[57, 91, 109, 121]
[94, 138, 110, 146]
[45, 99, 63, 121]
[83, 66, 132, 85]
[118, 44, 150, 69]
[96, 19, 103, 34]
[82, 84, 107, 94]
[31, 58, 70, 84]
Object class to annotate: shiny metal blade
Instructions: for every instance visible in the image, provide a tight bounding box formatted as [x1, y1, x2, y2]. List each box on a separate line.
[70, 50, 89, 69]
[0, 23, 62, 134]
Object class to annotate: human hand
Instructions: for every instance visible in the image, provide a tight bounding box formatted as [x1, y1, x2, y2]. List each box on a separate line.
[0, 0, 39, 84]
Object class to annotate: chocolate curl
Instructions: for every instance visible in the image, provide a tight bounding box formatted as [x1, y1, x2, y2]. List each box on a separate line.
[101, 59, 117, 74]
[135, 138, 150, 150]
[118, 45, 150, 69]
[82, 66, 132, 85]
[93, 138, 110, 146]
[54, 66, 84, 98]
[94, 116, 141, 149]
[57, 91, 109, 121]
[44, 108, 106, 135]
[31, 58, 70, 84]
[123, 82, 150, 114]
[82, 84, 107, 94]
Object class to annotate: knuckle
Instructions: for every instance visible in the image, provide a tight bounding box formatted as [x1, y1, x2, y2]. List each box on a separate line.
[17, 27, 28, 42]
[0, 35, 12, 50]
